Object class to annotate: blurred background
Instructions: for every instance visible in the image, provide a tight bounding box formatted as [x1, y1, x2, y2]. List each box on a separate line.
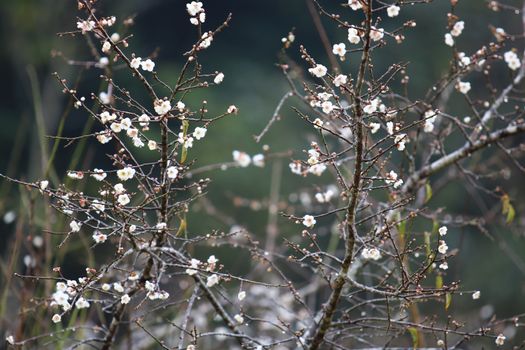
[1, 0, 525, 347]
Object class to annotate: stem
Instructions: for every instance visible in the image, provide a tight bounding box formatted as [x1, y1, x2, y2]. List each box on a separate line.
[307, 1, 372, 348]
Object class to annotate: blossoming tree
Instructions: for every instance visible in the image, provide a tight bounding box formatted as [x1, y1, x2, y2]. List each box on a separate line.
[3, 0, 525, 349]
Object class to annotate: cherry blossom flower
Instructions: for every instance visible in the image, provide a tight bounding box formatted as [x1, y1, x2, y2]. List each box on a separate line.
[70, 221, 81, 232]
[154, 99, 171, 115]
[439, 262, 448, 270]
[387, 5, 400, 17]
[369, 122, 380, 134]
[309, 163, 327, 176]
[75, 297, 90, 309]
[438, 240, 448, 254]
[234, 314, 244, 324]
[457, 81, 471, 94]
[370, 27, 384, 42]
[77, 20, 95, 33]
[308, 64, 327, 78]
[302, 215, 316, 228]
[167, 166, 178, 179]
[444, 33, 454, 47]
[193, 127, 207, 140]
[52, 314, 62, 323]
[186, 258, 200, 276]
[117, 167, 135, 181]
[148, 140, 157, 150]
[121, 294, 131, 304]
[424, 109, 438, 133]
[117, 194, 130, 206]
[504, 50, 521, 71]
[199, 32, 213, 49]
[394, 134, 407, 151]
[238, 291, 246, 301]
[113, 282, 124, 293]
[130, 57, 142, 69]
[233, 151, 251, 167]
[252, 154, 265, 167]
[348, 0, 363, 11]
[141, 59, 155, 72]
[333, 74, 348, 87]
[348, 28, 361, 44]
[439, 226, 448, 236]
[361, 247, 381, 260]
[332, 43, 346, 59]
[214, 72, 224, 84]
[92, 168, 107, 181]
[315, 189, 335, 203]
[206, 274, 219, 287]
[451, 21, 464, 37]
[472, 291, 481, 300]
[92, 231, 107, 243]
[102, 41, 111, 53]
[495, 334, 506, 346]
[227, 105, 238, 114]
[186, 1, 203, 16]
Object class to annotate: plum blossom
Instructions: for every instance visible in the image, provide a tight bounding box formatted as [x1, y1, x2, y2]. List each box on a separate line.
[370, 27, 384, 42]
[495, 334, 506, 346]
[332, 43, 346, 59]
[252, 154, 265, 167]
[193, 127, 207, 140]
[361, 247, 381, 260]
[348, 0, 363, 11]
[117, 167, 135, 181]
[387, 5, 400, 17]
[444, 33, 454, 47]
[214, 72, 224, 84]
[141, 59, 155, 72]
[308, 64, 327, 78]
[348, 28, 361, 44]
[438, 240, 448, 254]
[504, 50, 521, 71]
[302, 215, 316, 228]
[154, 99, 171, 115]
[451, 21, 464, 37]
[70, 221, 81, 232]
[186, 1, 203, 16]
[167, 166, 179, 179]
[233, 151, 251, 167]
[439, 226, 447, 236]
[206, 274, 219, 287]
[472, 291, 481, 300]
[333, 74, 347, 87]
[238, 291, 246, 301]
[121, 294, 131, 304]
[457, 81, 471, 94]
[92, 231, 107, 243]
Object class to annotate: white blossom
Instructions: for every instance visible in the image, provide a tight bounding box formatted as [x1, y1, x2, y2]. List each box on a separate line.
[77, 20, 95, 33]
[70, 221, 81, 232]
[113, 282, 124, 293]
[117, 167, 136, 181]
[369, 122, 381, 134]
[457, 81, 471, 94]
[438, 240, 448, 254]
[75, 297, 90, 309]
[167, 166, 179, 179]
[214, 72, 224, 84]
[117, 194, 130, 206]
[101, 41, 111, 53]
[348, 28, 361, 44]
[302, 215, 316, 228]
[495, 334, 506, 346]
[52, 314, 62, 323]
[387, 5, 400, 17]
[252, 154, 265, 167]
[361, 247, 381, 260]
[234, 314, 244, 324]
[370, 27, 384, 42]
[238, 291, 246, 301]
[233, 150, 251, 167]
[332, 43, 346, 59]
[444, 33, 454, 47]
[130, 57, 142, 69]
[308, 64, 327, 78]
[348, 0, 363, 11]
[92, 231, 107, 243]
[227, 105, 238, 114]
[186, 1, 204, 16]
[333, 74, 348, 87]
[141, 59, 155, 72]
[121, 294, 131, 304]
[206, 274, 219, 287]
[472, 291, 481, 300]
[451, 21, 464, 37]
[439, 226, 448, 236]
[148, 140, 157, 150]
[193, 127, 207, 140]
[154, 99, 171, 115]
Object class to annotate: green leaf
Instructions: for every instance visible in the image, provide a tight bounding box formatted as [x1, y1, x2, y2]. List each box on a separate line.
[425, 182, 433, 203]
[407, 327, 419, 348]
[501, 194, 516, 224]
[445, 292, 452, 310]
[436, 274, 443, 289]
